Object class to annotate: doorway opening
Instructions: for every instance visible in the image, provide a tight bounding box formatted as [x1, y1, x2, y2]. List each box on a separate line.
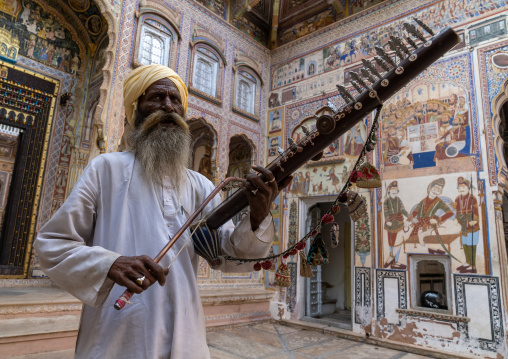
[303, 199, 353, 330]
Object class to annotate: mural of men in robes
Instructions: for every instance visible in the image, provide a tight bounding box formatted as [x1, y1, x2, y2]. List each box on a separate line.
[408, 178, 454, 245]
[383, 181, 409, 258]
[454, 176, 479, 273]
[344, 121, 366, 158]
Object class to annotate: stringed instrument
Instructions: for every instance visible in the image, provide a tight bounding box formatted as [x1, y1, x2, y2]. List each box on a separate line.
[115, 20, 461, 310]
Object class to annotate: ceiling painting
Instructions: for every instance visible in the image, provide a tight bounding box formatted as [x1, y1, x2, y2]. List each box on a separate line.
[193, 0, 389, 48]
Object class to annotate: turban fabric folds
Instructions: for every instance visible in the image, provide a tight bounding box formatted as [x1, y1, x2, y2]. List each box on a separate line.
[123, 64, 189, 126]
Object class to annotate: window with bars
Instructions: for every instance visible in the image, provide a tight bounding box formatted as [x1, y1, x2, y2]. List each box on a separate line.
[235, 70, 257, 114]
[138, 24, 171, 66]
[193, 49, 218, 97]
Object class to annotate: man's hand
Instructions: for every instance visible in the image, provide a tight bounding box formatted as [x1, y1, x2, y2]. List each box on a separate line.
[242, 165, 292, 231]
[107, 255, 169, 294]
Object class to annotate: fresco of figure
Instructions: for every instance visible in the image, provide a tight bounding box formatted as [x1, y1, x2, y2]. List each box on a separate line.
[383, 181, 409, 258]
[434, 112, 467, 161]
[454, 176, 480, 273]
[408, 178, 454, 244]
[344, 122, 366, 158]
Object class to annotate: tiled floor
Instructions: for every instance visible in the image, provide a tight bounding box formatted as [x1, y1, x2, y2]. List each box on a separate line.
[7, 321, 429, 358]
[208, 322, 429, 359]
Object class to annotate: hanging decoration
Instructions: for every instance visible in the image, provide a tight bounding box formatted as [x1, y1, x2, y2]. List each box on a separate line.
[299, 251, 313, 278]
[331, 222, 340, 248]
[274, 261, 291, 287]
[307, 234, 329, 266]
[346, 191, 368, 222]
[352, 161, 382, 188]
[221, 105, 383, 273]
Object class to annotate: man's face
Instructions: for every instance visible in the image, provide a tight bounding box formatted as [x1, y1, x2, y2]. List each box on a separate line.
[136, 78, 185, 128]
[458, 184, 469, 195]
[429, 185, 442, 199]
[389, 188, 398, 198]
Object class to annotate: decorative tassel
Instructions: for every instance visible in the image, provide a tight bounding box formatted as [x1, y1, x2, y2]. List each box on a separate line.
[331, 222, 340, 248]
[275, 261, 291, 287]
[307, 234, 329, 266]
[346, 190, 367, 222]
[299, 251, 313, 278]
[355, 161, 381, 188]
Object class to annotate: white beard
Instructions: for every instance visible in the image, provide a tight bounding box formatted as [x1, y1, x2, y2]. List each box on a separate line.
[130, 110, 191, 194]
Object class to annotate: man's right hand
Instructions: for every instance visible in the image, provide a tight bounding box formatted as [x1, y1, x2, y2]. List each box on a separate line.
[107, 255, 169, 294]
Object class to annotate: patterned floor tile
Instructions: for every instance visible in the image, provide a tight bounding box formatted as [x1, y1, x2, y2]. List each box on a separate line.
[210, 347, 246, 359]
[294, 338, 360, 356]
[281, 330, 337, 350]
[207, 331, 283, 358]
[222, 326, 284, 348]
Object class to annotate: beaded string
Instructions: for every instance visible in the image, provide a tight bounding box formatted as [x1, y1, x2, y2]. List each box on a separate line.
[223, 104, 383, 265]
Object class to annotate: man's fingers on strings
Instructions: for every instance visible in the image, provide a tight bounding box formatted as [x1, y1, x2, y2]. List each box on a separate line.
[251, 165, 276, 184]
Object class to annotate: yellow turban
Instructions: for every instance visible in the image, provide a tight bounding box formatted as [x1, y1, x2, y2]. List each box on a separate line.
[123, 64, 188, 126]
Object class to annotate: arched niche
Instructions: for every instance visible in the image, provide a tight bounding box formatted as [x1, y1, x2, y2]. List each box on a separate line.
[227, 134, 255, 178]
[188, 117, 218, 184]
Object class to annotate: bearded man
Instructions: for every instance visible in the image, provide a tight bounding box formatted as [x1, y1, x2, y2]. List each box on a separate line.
[35, 64, 288, 358]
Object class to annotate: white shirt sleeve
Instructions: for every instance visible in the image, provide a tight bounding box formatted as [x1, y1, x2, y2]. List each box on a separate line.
[34, 157, 121, 307]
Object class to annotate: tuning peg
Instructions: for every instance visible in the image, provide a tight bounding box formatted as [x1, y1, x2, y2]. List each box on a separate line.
[404, 22, 426, 43]
[362, 59, 383, 80]
[277, 147, 284, 155]
[288, 138, 303, 153]
[405, 36, 418, 50]
[326, 100, 338, 112]
[391, 36, 411, 56]
[336, 84, 355, 103]
[412, 17, 434, 36]
[350, 80, 363, 94]
[375, 47, 397, 68]
[349, 71, 369, 90]
[374, 56, 390, 72]
[360, 68, 377, 84]
[301, 125, 311, 136]
[388, 37, 405, 60]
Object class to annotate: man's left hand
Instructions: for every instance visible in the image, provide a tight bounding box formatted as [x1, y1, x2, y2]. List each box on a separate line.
[242, 165, 292, 231]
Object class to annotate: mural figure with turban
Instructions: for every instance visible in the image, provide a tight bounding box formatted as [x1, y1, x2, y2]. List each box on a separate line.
[408, 178, 454, 246]
[35, 64, 291, 358]
[454, 176, 480, 273]
[383, 181, 409, 258]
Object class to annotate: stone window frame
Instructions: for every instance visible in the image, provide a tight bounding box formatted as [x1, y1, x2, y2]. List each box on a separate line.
[409, 254, 453, 315]
[188, 42, 226, 107]
[132, 10, 180, 69]
[232, 66, 262, 122]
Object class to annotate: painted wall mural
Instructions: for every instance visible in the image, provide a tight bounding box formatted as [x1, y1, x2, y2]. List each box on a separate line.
[379, 52, 478, 180]
[349, 0, 387, 15]
[380, 173, 488, 275]
[271, 0, 505, 93]
[194, 0, 227, 20]
[232, 17, 267, 45]
[278, 8, 339, 46]
[0, 0, 81, 74]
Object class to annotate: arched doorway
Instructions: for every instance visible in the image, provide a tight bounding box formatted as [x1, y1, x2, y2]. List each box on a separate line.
[188, 118, 217, 183]
[227, 134, 254, 225]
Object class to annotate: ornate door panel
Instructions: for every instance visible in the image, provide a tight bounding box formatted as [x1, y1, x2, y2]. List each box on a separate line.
[0, 62, 58, 277]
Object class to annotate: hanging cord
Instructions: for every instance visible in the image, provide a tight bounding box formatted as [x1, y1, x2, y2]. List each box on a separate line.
[224, 104, 384, 264]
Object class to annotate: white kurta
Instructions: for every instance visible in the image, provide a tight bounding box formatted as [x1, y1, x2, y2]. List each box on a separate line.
[35, 151, 274, 359]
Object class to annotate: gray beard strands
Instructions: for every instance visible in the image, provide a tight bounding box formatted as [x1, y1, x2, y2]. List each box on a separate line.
[131, 110, 191, 193]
